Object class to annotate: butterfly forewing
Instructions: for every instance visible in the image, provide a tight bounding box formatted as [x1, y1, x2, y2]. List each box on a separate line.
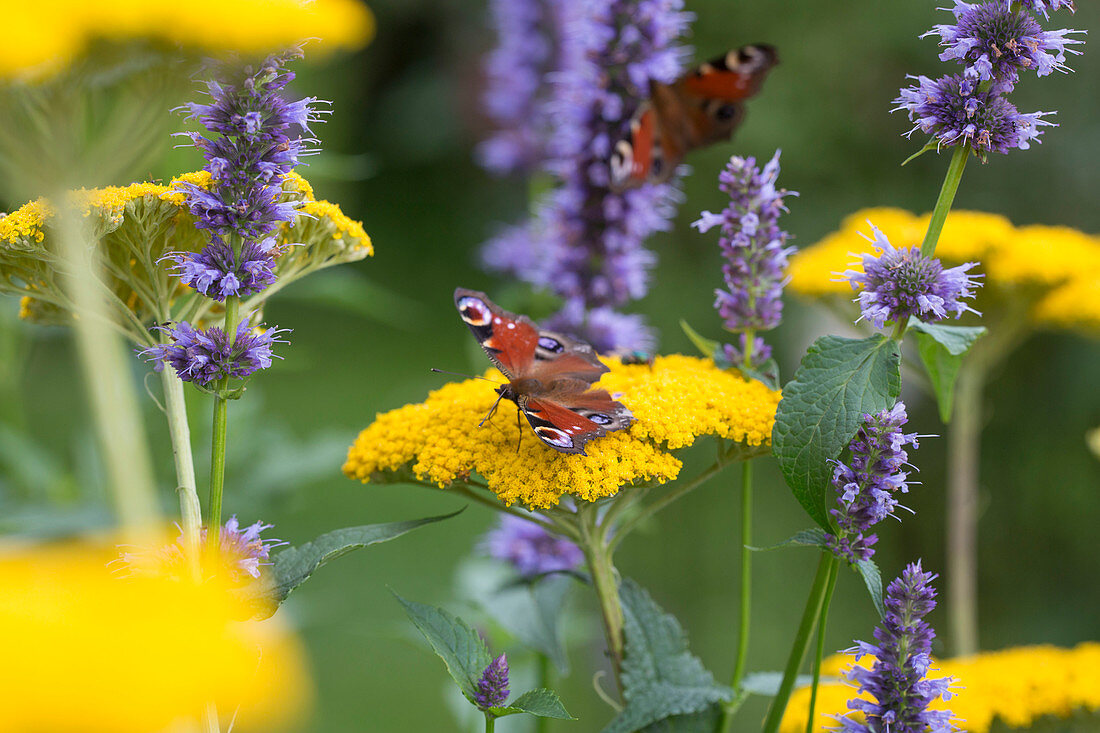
[454, 288, 539, 379]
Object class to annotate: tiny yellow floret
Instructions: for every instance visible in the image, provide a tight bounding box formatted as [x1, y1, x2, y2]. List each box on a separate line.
[343, 355, 780, 508]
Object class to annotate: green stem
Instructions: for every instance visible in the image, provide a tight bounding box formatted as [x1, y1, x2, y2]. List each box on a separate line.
[580, 504, 624, 697]
[447, 482, 580, 542]
[536, 653, 551, 733]
[207, 294, 239, 547]
[804, 560, 840, 733]
[761, 553, 838, 733]
[160, 367, 202, 577]
[919, 145, 970, 258]
[484, 713, 496, 733]
[716, 460, 755, 733]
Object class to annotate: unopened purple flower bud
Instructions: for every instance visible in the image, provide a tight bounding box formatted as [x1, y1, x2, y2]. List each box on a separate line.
[475, 653, 510, 710]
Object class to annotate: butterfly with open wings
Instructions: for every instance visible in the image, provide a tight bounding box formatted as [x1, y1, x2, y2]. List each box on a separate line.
[454, 288, 634, 455]
[610, 43, 778, 191]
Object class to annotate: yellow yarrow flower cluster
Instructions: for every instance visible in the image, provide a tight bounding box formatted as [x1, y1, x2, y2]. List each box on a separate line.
[2, 0, 374, 79]
[0, 539, 309, 733]
[788, 208, 1100, 332]
[1, 170, 372, 338]
[343, 355, 780, 509]
[780, 644, 1100, 733]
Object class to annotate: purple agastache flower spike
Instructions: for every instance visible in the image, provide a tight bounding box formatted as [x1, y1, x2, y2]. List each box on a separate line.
[483, 514, 584, 578]
[843, 223, 981, 330]
[824, 402, 920, 564]
[693, 151, 796, 367]
[141, 319, 289, 387]
[836, 562, 958, 733]
[477, 0, 571, 175]
[481, 0, 693, 353]
[475, 654, 510, 710]
[923, 2, 1083, 88]
[894, 75, 1055, 158]
[176, 49, 326, 298]
[1017, 0, 1075, 20]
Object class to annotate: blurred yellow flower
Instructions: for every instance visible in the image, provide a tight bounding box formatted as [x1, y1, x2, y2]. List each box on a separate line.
[1, 170, 371, 337]
[2, 0, 374, 78]
[781, 644, 1100, 733]
[788, 208, 1100, 332]
[0, 539, 309, 733]
[343, 355, 780, 508]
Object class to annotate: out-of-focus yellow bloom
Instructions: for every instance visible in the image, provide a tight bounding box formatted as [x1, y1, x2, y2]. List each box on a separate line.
[788, 208, 1100, 332]
[3, 0, 374, 78]
[781, 644, 1100, 733]
[0, 539, 309, 733]
[1, 170, 371, 337]
[344, 355, 780, 508]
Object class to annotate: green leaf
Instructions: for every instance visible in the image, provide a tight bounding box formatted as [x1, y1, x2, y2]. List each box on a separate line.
[493, 688, 575, 720]
[854, 557, 886, 619]
[735, 358, 781, 391]
[907, 320, 986, 422]
[601, 579, 734, 733]
[900, 137, 939, 166]
[906, 319, 987, 355]
[394, 593, 492, 701]
[747, 528, 828, 552]
[638, 705, 723, 732]
[680, 320, 719, 360]
[773, 335, 902, 529]
[271, 510, 461, 602]
[484, 575, 572, 674]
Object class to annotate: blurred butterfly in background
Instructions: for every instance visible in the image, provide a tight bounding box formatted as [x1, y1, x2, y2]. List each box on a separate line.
[610, 44, 779, 190]
[454, 288, 633, 455]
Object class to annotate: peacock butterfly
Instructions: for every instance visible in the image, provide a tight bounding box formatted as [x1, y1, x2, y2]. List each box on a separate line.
[454, 288, 634, 455]
[610, 44, 779, 191]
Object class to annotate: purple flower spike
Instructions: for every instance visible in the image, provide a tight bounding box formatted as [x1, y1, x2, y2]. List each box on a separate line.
[693, 151, 796, 367]
[843, 223, 981, 330]
[214, 515, 285, 580]
[894, 75, 1055, 158]
[923, 2, 1082, 88]
[1017, 0, 1075, 20]
[825, 402, 920, 564]
[475, 653, 510, 710]
[141, 319, 289, 387]
[483, 514, 584, 578]
[836, 562, 958, 733]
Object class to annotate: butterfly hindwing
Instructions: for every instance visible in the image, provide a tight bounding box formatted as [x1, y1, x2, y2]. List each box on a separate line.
[521, 389, 633, 455]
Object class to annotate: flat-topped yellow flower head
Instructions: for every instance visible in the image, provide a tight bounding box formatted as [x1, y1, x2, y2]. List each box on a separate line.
[789, 207, 1100, 332]
[343, 354, 781, 509]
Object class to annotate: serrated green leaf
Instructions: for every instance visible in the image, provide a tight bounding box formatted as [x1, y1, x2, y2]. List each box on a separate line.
[493, 688, 575, 719]
[740, 672, 821, 697]
[601, 579, 734, 733]
[394, 592, 492, 701]
[906, 319, 986, 355]
[735, 358, 781, 391]
[854, 557, 886, 619]
[271, 510, 461, 602]
[773, 335, 901, 529]
[680, 320, 719, 360]
[638, 704, 723, 732]
[747, 528, 828, 552]
[907, 321, 985, 422]
[484, 575, 572, 674]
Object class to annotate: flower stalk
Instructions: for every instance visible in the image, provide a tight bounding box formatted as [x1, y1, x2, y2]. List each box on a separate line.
[919, 145, 971, 258]
[579, 503, 625, 696]
[804, 559, 840, 733]
[160, 367, 202, 574]
[762, 552, 839, 733]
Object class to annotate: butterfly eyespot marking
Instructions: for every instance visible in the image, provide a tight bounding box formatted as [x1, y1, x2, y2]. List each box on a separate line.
[715, 104, 739, 121]
[538, 336, 565, 353]
[534, 426, 574, 449]
[457, 296, 492, 326]
[588, 413, 613, 425]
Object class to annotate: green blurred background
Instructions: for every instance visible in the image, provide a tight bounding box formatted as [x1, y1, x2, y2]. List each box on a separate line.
[2, 0, 1099, 730]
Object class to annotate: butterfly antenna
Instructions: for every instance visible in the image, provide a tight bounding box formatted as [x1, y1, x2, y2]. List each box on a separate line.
[430, 368, 502, 384]
[479, 391, 506, 428]
[515, 407, 523, 454]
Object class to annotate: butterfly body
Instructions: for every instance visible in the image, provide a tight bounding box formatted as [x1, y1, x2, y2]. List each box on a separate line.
[610, 44, 779, 190]
[454, 288, 633, 455]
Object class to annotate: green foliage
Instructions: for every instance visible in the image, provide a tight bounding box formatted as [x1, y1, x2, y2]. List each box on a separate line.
[855, 557, 886, 619]
[907, 319, 986, 422]
[601, 579, 733, 733]
[748, 527, 828, 552]
[773, 335, 902, 529]
[740, 672, 820, 696]
[680, 319, 718, 360]
[271, 510, 461, 603]
[483, 574, 573, 674]
[396, 593, 573, 720]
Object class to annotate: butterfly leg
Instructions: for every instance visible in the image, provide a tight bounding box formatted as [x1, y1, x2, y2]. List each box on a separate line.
[479, 391, 506, 428]
[515, 405, 524, 453]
